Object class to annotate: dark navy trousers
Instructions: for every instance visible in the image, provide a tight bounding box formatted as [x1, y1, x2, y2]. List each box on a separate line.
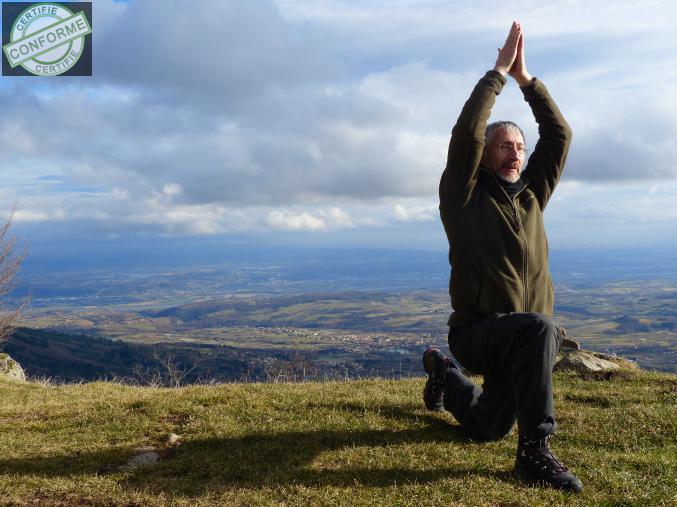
[445, 312, 563, 441]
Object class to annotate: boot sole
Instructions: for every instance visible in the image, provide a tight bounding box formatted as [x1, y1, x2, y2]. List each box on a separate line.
[514, 463, 583, 493]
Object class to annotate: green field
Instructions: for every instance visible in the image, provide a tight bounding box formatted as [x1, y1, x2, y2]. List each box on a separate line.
[1, 370, 675, 506]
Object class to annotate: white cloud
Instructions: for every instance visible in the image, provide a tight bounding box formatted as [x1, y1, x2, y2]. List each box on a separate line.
[545, 181, 677, 248]
[13, 210, 50, 223]
[325, 206, 354, 227]
[162, 183, 183, 197]
[0, 122, 37, 158]
[273, 0, 674, 39]
[394, 202, 436, 222]
[267, 210, 327, 231]
[1, 0, 677, 248]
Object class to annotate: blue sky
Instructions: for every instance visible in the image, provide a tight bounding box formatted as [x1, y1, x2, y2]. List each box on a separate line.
[2, 0, 677, 263]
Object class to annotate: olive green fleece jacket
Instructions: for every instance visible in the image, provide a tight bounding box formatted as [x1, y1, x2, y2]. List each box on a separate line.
[439, 70, 572, 328]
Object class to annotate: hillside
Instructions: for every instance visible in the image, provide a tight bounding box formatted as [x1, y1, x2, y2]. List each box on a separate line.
[3, 328, 424, 383]
[1, 371, 675, 506]
[3, 328, 275, 384]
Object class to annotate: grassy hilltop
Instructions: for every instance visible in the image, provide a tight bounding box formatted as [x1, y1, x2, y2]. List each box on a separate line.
[0, 371, 675, 506]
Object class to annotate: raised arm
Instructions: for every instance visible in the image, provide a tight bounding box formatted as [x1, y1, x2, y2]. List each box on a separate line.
[439, 23, 520, 222]
[515, 29, 572, 209]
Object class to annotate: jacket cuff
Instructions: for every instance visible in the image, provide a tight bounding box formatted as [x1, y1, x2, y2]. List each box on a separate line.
[520, 77, 546, 102]
[486, 69, 508, 85]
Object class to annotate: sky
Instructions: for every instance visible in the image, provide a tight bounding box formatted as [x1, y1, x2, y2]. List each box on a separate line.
[2, 0, 677, 269]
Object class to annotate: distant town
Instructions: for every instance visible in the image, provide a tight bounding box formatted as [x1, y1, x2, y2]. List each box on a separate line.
[5, 248, 676, 382]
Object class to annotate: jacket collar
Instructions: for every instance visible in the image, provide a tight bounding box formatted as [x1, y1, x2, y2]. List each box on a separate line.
[478, 166, 528, 201]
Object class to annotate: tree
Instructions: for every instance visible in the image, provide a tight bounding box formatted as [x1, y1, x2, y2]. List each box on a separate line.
[0, 209, 26, 341]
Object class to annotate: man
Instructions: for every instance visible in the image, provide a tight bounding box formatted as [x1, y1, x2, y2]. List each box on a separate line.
[423, 22, 582, 492]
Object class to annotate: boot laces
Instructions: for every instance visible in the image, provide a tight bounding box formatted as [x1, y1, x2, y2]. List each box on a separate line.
[430, 372, 445, 399]
[520, 437, 569, 475]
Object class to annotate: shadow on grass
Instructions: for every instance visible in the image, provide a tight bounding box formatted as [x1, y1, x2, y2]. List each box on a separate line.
[0, 403, 513, 497]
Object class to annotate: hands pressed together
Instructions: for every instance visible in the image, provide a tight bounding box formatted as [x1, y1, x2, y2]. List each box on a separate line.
[494, 21, 533, 87]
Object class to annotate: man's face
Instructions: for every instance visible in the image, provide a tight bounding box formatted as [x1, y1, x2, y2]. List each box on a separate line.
[481, 127, 526, 183]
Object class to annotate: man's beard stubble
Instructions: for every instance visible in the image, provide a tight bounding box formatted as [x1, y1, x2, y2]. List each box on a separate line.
[497, 172, 521, 183]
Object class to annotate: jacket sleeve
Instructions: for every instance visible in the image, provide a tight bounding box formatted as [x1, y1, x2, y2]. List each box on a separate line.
[520, 79, 572, 210]
[439, 70, 506, 224]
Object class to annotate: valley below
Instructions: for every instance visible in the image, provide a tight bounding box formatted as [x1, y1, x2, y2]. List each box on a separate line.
[5, 250, 674, 382]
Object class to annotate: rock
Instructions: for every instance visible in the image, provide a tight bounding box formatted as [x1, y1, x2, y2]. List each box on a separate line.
[166, 432, 181, 445]
[555, 349, 621, 373]
[561, 337, 581, 350]
[588, 350, 639, 370]
[122, 447, 160, 469]
[97, 446, 160, 475]
[0, 353, 26, 382]
[557, 326, 580, 350]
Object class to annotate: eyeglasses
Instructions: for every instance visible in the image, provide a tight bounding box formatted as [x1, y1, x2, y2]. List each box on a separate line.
[496, 142, 529, 156]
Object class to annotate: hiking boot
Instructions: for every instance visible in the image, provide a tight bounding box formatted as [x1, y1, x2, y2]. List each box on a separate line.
[514, 435, 583, 493]
[422, 347, 456, 412]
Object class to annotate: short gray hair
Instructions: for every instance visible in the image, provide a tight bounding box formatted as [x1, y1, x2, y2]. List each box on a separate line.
[484, 121, 525, 147]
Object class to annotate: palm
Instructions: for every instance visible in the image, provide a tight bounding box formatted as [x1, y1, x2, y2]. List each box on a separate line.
[509, 34, 527, 79]
[494, 22, 521, 75]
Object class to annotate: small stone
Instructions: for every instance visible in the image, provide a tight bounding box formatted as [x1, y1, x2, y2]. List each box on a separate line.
[125, 449, 160, 469]
[166, 433, 181, 445]
[561, 337, 581, 350]
[98, 447, 160, 474]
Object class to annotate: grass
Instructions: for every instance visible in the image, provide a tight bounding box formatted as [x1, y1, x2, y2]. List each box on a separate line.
[0, 370, 675, 506]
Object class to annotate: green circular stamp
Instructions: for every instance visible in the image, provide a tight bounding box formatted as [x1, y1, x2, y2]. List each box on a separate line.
[3, 3, 91, 76]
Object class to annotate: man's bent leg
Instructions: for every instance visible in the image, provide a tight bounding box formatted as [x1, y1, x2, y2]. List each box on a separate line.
[443, 368, 517, 441]
[447, 313, 581, 491]
[508, 314, 562, 439]
[446, 313, 562, 440]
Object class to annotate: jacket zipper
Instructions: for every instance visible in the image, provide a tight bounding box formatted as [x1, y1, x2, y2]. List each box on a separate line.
[493, 173, 530, 313]
[511, 197, 529, 312]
